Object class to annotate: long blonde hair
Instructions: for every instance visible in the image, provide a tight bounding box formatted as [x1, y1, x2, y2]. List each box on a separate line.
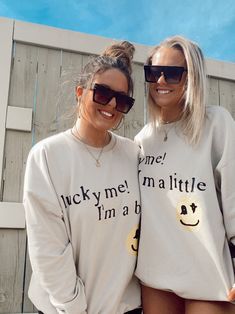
[147, 35, 207, 146]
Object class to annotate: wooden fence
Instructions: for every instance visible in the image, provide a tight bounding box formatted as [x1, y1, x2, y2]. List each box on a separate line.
[0, 17, 235, 313]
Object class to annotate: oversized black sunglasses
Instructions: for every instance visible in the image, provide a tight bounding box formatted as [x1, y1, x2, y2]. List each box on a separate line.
[144, 65, 187, 84]
[91, 83, 135, 114]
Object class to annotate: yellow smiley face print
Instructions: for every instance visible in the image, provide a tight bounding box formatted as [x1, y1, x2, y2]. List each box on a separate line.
[176, 196, 202, 231]
[126, 225, 140, 256]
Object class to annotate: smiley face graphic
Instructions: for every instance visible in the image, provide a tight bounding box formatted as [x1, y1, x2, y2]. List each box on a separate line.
[126, 225, 140, 256]
[176, 196, 201, 231]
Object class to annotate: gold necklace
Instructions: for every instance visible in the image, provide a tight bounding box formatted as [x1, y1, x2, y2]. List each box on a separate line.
[159, 121, 175, 142]
[159, 116, 181, 141]
[73, 125, 108, 167]
[162, 127, 172, 142]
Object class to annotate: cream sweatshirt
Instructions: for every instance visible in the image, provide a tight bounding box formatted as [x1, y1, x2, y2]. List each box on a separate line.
[135, 105, 235, 301]
[24, 130, 141, 314]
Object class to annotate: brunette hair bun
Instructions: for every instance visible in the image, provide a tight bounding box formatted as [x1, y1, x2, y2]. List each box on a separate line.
[102, 41, 135, 74]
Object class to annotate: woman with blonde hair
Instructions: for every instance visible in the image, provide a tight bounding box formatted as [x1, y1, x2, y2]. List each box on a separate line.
[24, 41, 142, 314]
[135, 35, 235, 313]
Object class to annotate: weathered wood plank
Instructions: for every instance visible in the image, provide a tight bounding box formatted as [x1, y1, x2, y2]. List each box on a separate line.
[219, 79, 235, 119]
[1, 43, 38, 313]
[22, 46, 62, 313]
[22, 244, 36, 313]
[207, 77, 220, 107]
[0, 229, 26, 313]
[3, 129, 31, 204]
[0, 18, 14, 196]
[13, 19, 149, 64]
[124, 63, 145, 139]
[33, 47, 62, 142]
[8, 43, 38, 110]
[206, 58, 235, 81]
[1, 129, 32, 313]
[57, 50, 84, 131]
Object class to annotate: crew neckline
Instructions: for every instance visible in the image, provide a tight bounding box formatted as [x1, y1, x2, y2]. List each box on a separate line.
[64, 129, 117, 152]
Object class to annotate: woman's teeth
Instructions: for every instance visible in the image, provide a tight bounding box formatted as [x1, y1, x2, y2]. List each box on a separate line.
[100, 110, 113, 117]
[157, 89, 171, 94]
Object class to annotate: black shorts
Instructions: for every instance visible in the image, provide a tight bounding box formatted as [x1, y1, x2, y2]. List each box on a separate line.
[125, 309, 142, 314]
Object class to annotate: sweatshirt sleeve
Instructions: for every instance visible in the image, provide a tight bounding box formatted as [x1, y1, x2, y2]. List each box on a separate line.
[219, 159, 235, 267]
[24, 144, 87, 314]
[214, 110, 235, 269]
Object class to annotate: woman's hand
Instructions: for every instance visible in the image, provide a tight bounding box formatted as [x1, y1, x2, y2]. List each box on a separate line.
[228, 285, 235, 301]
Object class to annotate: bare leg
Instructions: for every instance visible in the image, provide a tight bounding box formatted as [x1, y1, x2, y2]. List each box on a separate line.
[141, 285, 185, 314]
[185, 299, 235, 314]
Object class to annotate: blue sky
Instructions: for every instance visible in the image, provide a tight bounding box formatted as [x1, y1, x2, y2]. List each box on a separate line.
[0, 0, 235, 63]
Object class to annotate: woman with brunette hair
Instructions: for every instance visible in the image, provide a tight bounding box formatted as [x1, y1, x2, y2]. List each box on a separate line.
[24, 41, 141, 314]
[135, 35, 235, 313]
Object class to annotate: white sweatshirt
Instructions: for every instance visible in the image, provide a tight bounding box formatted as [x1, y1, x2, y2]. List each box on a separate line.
[135, 105, 235, 301]
[24, 130, 141, 314]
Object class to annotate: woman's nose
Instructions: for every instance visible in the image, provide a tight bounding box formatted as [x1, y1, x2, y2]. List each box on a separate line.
[157, 72, 166, 84]
[107, 96, 117, 109]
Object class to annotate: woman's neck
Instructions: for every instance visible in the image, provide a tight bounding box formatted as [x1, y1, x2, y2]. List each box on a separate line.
[73, 120, 110, 147]
[159, 106, 183, 124]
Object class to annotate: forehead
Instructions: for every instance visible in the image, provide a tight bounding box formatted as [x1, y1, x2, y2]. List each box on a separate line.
[152, 47, 186, 67]
[93, 68, 128, 92]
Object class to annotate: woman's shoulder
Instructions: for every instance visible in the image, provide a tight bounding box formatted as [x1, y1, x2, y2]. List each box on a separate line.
[112, 132, 134, 145]
[206, 105, 235, 146]
[134, 123, 154, 144]
[206, 105, 235, 136]
[28, 130, 71, 158]
[206, 105, 234, 122]
[112, 132, 140, 154]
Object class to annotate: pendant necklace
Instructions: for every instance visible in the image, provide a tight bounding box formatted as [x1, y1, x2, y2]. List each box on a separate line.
[159, 120, 176, 142]
[73, 125, 108, 167]
[163, 126, 172, 142]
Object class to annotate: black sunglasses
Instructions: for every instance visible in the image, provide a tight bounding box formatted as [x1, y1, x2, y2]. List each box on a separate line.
[144, 65, 187, 84]
[91, 83, 135, 114]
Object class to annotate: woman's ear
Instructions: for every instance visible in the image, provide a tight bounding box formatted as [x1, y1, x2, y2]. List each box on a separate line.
[76, 86, 83, 98]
